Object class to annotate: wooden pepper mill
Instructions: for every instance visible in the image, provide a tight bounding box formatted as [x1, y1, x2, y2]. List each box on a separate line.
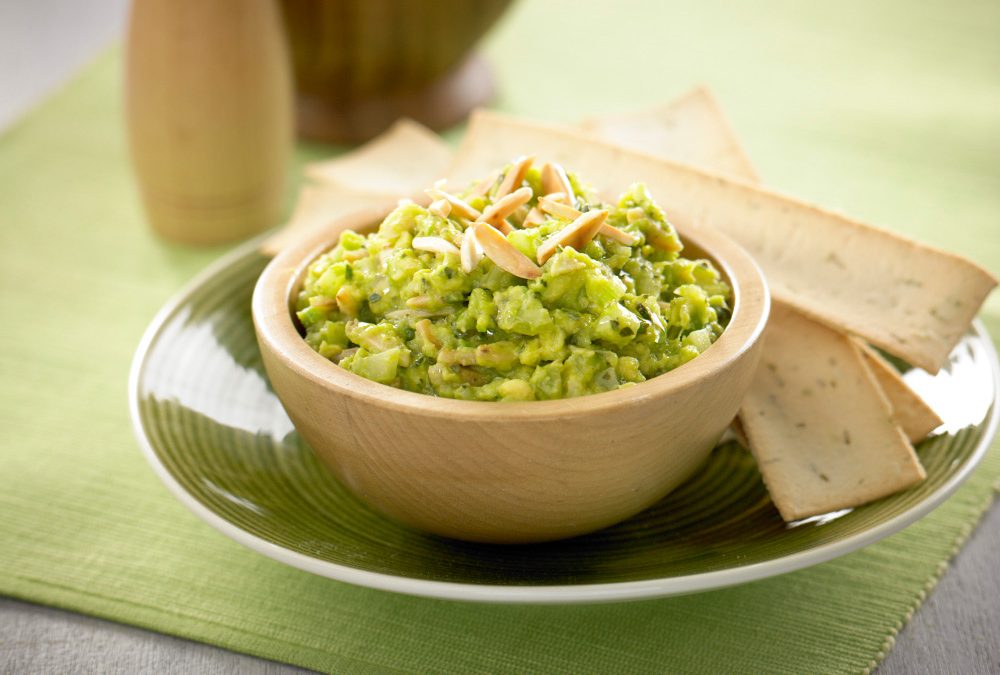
[126, 0, 292, 245]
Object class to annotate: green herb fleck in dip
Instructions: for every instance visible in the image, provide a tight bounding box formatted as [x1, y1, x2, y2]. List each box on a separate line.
[295, 158, 731, 401]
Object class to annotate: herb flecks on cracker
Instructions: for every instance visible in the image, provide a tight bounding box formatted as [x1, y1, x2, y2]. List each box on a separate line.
[739, 305, 926, 521]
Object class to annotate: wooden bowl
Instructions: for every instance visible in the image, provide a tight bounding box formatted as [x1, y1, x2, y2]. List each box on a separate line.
[278, 0, 513, 143]
[252, 210, 770, 543]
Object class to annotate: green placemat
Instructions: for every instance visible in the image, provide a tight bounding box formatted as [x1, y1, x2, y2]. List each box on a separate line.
[1, 1, 999, 672]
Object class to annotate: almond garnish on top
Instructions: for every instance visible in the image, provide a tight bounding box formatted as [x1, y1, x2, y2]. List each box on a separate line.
[538, 198, 639, 246]
[470, 169, 501, 197]
[538, 195, 581, 220]
[495, 155, 534, 198]
[476, 186, 533, 234]
[412, 236, 461, 256]
[536, 209, 609, 264]
[473, 222, 542, 279]
[460, 226, 484, 273]
[522, 206, 546, 228]
[598, 223, 639, 245]
[414, 318, 442, 349]
[425, 188, 481, 220]
[428, 198, 452, 218]
[541, 162, 574, 199]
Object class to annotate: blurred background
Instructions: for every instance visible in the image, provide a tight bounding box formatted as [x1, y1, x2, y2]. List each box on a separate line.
[0, 1, 128, 130]
[3, 0, 997, 276]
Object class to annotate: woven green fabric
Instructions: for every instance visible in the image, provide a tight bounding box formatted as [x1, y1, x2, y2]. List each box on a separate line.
[2, 0, 999, 672]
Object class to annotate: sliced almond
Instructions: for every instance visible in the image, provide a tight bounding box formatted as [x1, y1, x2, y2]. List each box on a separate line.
[626, 207, 646, 223]
[412, 236, 460, 256]
[522, 207, 546, 228]
[437, 347, 478, 366]
[493, 218, 515, 235]
[495, 155, 534, 198]
[425, 189, 481, 220]
[471, 169, 501, 197]
[539, 196, 582, 220]
[536, 197, 636, 245]
[406, 295, 441, 310]
[460, 226, 484, 273]
[541, 162, 574, 199]
[335, 286, 360, 317]
[536, 209, 608, 265]
[385, 308, 454, 320]
[477, 186, 533, 235]
[541, 191, 571, 205]
[473, 222, 542, 279]
[414, 319, 442, 349]
[600, 223, 639, 245]
[510, 204, 530, 227]
[428, 198, 452, 218]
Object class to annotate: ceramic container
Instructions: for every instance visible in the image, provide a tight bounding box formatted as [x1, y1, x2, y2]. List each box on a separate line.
[279, 0, 513, 143]
[253, 209, 770, 543]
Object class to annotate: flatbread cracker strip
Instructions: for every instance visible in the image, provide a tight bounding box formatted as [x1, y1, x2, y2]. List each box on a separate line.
[719, 417, 750, 449]
[740, 304, 926, 521]
[857, 342, 943, 443]
[589, 90, 941, 442]
[586, 90, 934, 517]
[580, 85, 761, 183]
[305, 118, 452, 196]
[260, 184, 401, 256]
[595, 89, 944, 436]
[451, 110, 997, 372]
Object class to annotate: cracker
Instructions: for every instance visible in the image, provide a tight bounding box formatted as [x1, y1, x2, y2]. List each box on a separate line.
[584, 92, 944, 444]
[259, 184, 399, 256]
[580, 86, 760, 182]
[857, 342, 944, 444]
[306, 118, 453, 196]
[583, 93, 941, 506]
[739, 304, 926, 521]
[719, 417, 749, 449]
[450, 110, 997, 372]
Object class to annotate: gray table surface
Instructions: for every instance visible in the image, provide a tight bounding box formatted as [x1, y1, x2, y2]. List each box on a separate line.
[1, 2, 997, 673]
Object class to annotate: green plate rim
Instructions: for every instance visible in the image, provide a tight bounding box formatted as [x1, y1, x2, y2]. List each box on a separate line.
[128, 237, 1000, 604]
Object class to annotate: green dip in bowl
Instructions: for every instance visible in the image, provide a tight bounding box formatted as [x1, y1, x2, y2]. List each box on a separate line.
[295, 159, 731, 401]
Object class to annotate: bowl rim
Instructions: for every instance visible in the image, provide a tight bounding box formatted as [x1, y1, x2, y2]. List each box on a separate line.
[252, 206, 770, 419]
